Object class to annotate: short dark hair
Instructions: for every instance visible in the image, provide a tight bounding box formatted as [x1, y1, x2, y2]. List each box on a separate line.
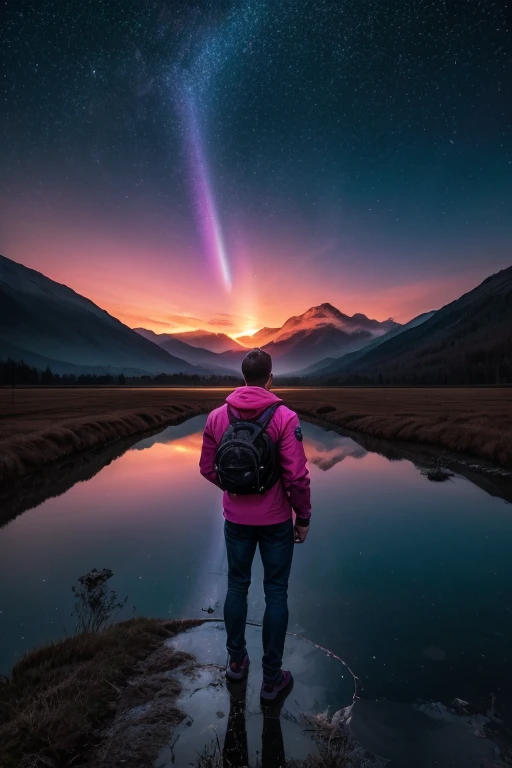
[242, 348, 272, 387]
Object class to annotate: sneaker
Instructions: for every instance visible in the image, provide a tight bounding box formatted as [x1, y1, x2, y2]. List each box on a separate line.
[226, 652, 250, 681]
[260, 670, 293, 703]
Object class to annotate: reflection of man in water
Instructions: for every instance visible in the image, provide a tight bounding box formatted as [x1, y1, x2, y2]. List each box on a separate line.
[223, 677, 286, 768]
[200, 349, 311, 702]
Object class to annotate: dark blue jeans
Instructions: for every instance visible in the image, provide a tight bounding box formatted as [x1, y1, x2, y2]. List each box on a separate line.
[224, 519, 294, 681]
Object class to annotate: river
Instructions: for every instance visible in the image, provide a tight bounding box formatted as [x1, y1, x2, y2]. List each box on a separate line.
[1, 415, 510, 721]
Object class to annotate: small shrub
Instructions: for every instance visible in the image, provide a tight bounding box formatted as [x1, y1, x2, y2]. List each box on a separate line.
[420, 457, 454, 483]
[72, 568, 128, 635]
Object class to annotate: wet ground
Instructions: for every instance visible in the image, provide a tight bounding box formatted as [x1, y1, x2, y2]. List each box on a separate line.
[1, 415, 511, 765]
[155, 622, 506, 767]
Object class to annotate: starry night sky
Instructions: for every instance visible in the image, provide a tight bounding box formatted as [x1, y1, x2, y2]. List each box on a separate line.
[1, 0, 511, 334]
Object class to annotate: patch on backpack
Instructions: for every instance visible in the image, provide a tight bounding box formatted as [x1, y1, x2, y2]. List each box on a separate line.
[294, 426, 303, 442]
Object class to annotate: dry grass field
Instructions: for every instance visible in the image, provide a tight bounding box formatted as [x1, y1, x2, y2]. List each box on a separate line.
[285, 387, 512, 470]
[0, 617, 200, 768]
[0, 386, 511, 488]
[0, 387, 226, 488]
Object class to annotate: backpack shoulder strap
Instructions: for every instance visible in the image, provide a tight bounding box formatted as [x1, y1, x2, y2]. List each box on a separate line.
[257, 403, 282, 434]
[227, 405, 239, 424]
[226, 403, 281, 431]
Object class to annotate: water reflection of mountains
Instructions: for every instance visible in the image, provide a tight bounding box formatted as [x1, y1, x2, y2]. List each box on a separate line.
[2, 415, 510, 531]
[126, 421, 512, 502]
[131, 415, 206, 451]
[0, 416, 208, 529]
[304, 433, 367, 470]
[133, 418, 368, 472]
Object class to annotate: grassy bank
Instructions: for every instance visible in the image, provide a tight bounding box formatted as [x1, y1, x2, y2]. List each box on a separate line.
[285, 387, 512, 470]
[1, 387, 511, 490]
[0, 387, 226, 487]
[0, 617, 370, 768]
[0, 617, 202, 768]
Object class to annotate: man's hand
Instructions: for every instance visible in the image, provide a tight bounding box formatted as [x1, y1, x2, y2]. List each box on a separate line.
[294, 523, 309, 544]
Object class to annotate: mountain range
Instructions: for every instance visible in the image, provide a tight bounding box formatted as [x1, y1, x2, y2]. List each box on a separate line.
[133, 328, 238, 374]
[309, 267, 511, 385]
[0, 255, 196, 375]
[300, 311, 436, 377]
[135, 303, 402, 375]
[0, 253, 510, 384]
[135, 328, 244, 355]
[171, 330, 244, 354]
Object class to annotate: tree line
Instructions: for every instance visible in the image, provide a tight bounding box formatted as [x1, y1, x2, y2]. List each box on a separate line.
[0, 359, 241, 387]
[2, 352, 510, 389]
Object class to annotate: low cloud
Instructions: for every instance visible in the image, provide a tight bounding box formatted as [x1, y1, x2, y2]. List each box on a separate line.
[207, 312, 257, 330]
[142, 317, 179, 328]
[114, 311, 179, 330]
[122, 312, 207, 332]
[165, 313, 205, 327]
[208, 318, 236, 328]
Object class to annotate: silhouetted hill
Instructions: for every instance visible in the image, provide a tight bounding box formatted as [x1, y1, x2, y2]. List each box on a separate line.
[157, 337, 238, 373]
[262, 325, 375, 374]
[133, 327, 241, 372]
[170, 330, 244, 353]
[0, 255, 196, 374]
[0, 338, 150, 376]
[317, 267, 512, 384]
[309, 311, 436, 377]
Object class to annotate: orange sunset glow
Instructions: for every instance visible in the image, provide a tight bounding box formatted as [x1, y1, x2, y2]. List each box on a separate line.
[0, 212, 499, 338]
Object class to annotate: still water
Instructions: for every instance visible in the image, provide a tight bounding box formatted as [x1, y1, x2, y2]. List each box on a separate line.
[0, 415, 510, 715]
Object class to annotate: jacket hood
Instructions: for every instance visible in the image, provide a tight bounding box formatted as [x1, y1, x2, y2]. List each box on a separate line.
[226, 386, 282, 417]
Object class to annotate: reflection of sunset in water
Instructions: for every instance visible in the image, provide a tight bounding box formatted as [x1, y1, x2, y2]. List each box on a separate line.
[166, 433, 204, 453]
[132, 430, 204, 455]
[1, 412, 511, 723]
[140, 423, 367, 472]
[139, 433, 203, 456]
[137, 423, 368, 473]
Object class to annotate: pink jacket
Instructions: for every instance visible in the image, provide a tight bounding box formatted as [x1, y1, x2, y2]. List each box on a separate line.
[199, 386, 311, 526]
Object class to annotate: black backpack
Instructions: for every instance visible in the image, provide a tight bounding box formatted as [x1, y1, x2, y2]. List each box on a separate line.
[214, 404, 282, 495]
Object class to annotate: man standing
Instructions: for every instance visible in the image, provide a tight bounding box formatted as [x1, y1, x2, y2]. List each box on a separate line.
[199, 348, 311, 703]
